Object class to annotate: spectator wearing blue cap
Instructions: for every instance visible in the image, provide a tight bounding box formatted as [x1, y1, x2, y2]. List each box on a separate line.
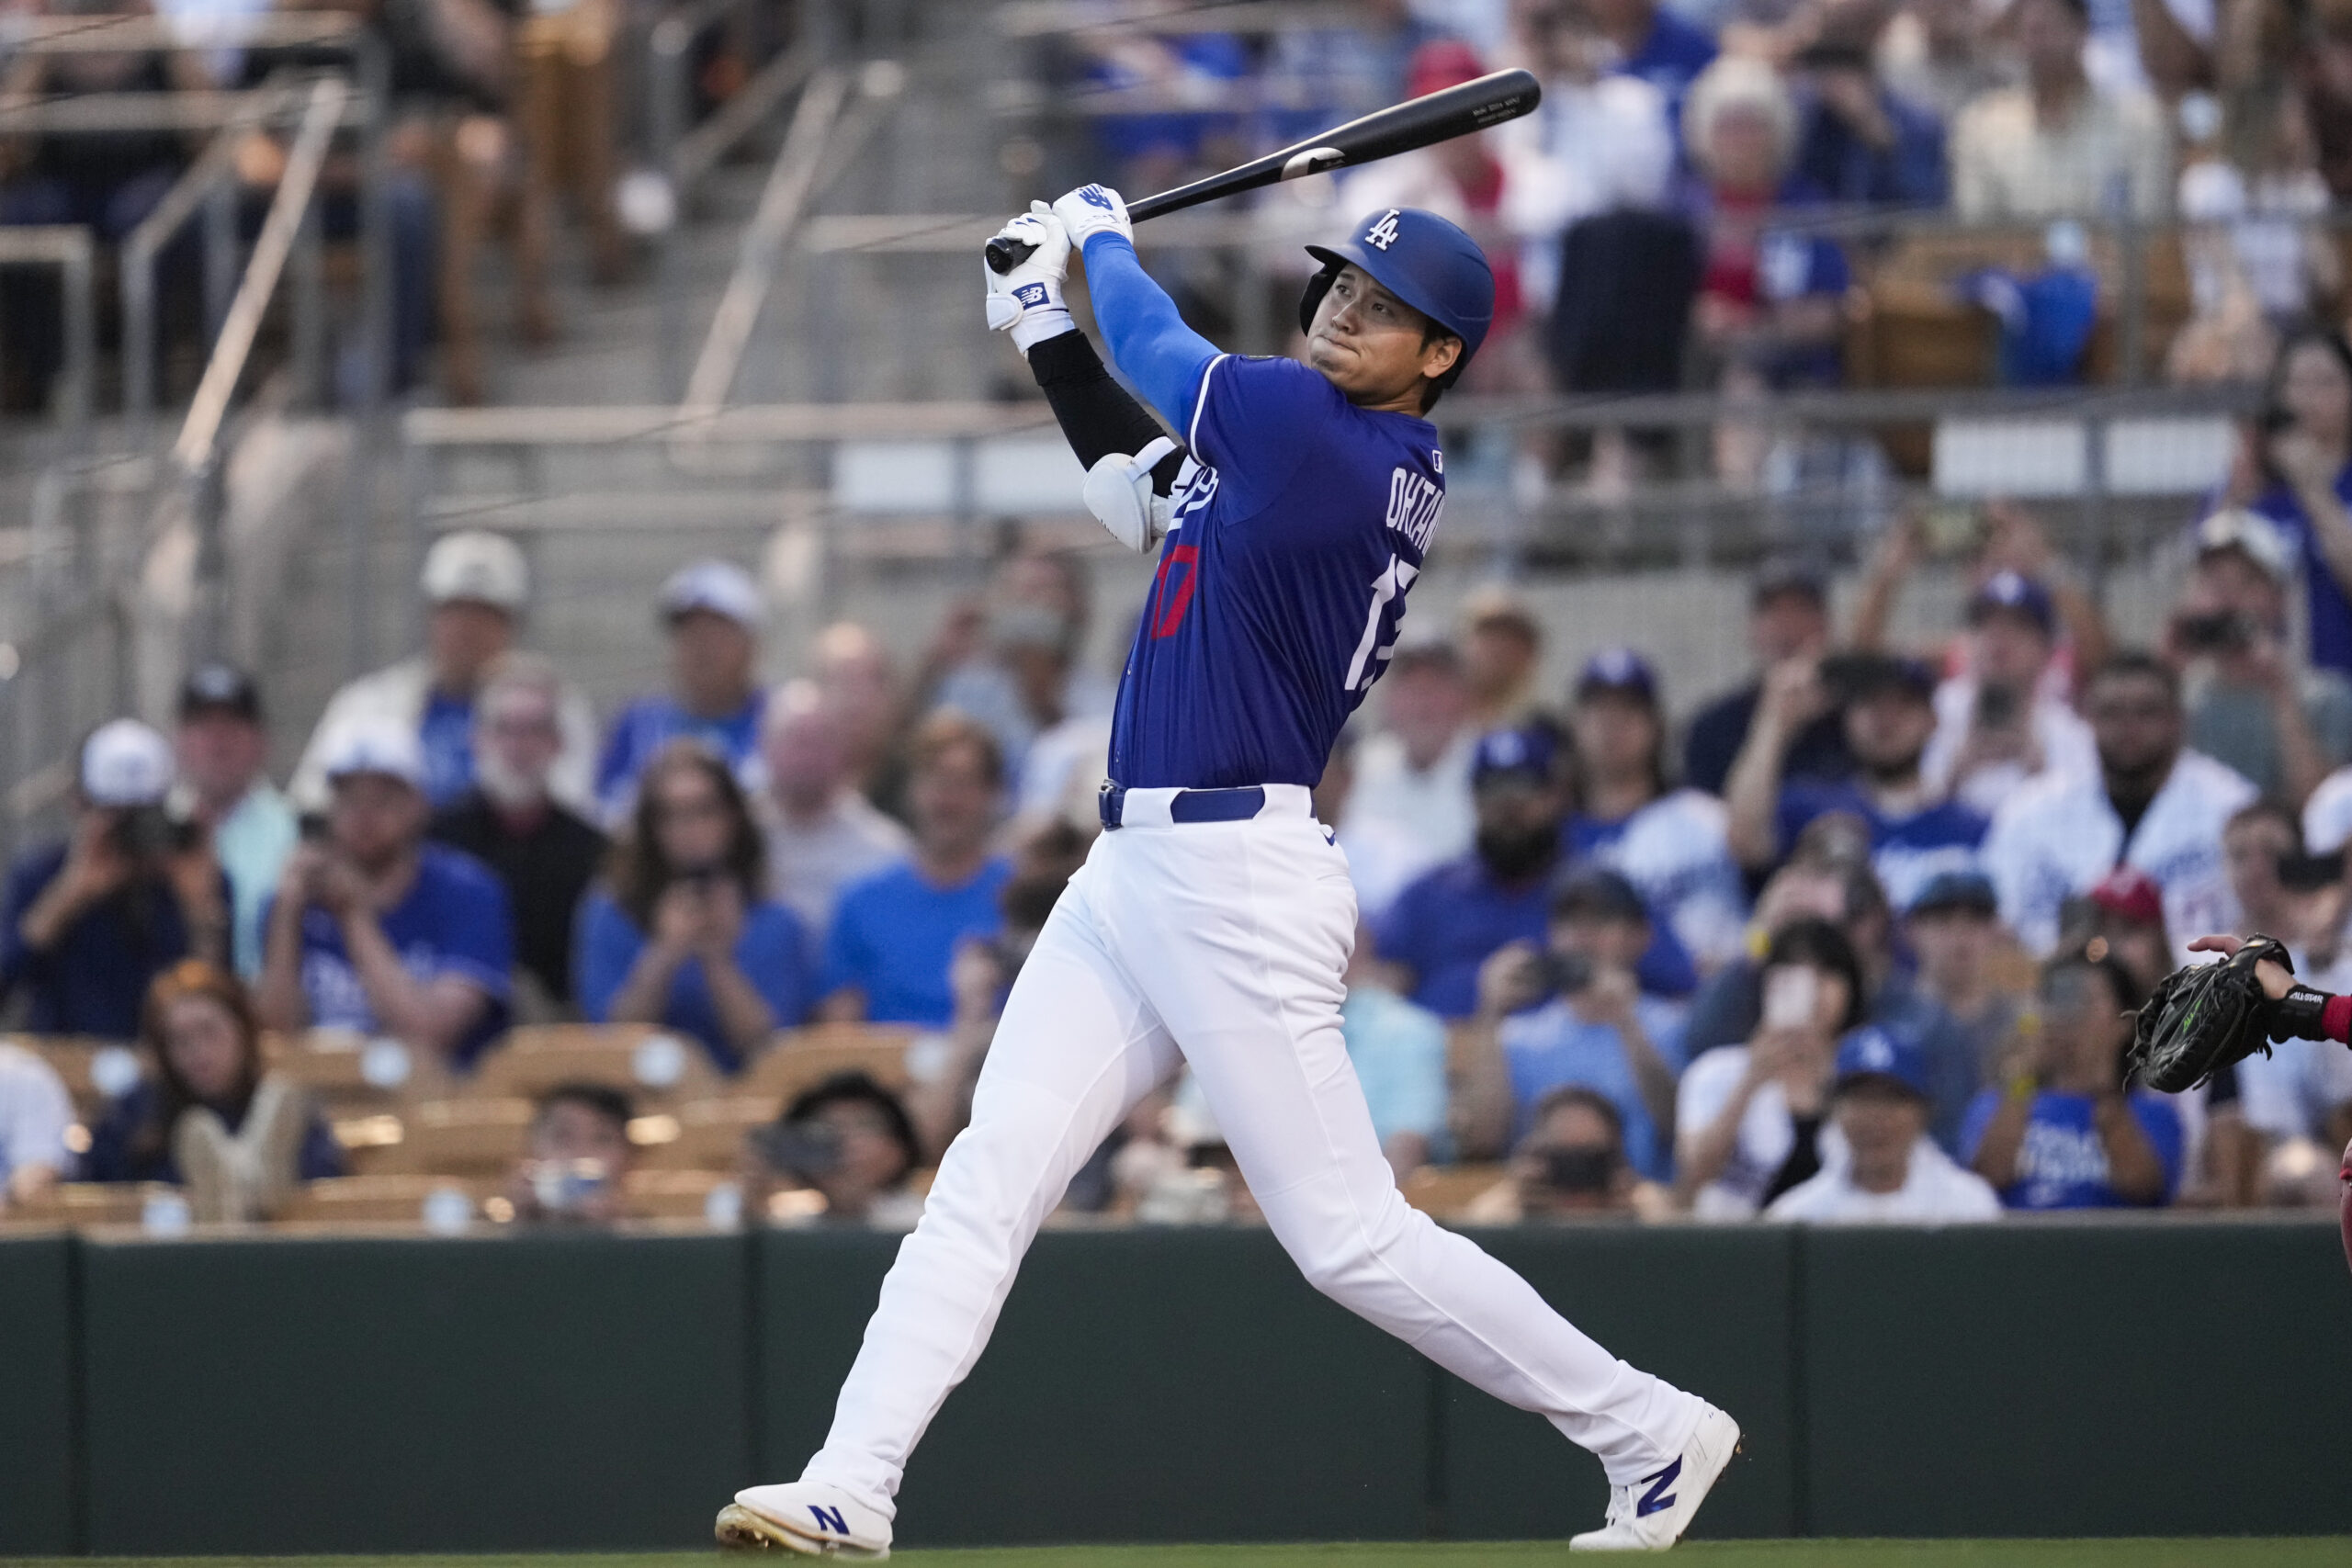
[1962, 951, 2183, 1210]
[1565, 649, 1748, 975]
[1727, 650, 1988, 911]
[2169, 509, 2352, 808]
[1683, 559, 1853, 795]
[1903, 869, 2025, 1090]
[1764, 1026, 2003, 1223]
[1376, 726, 1571, 1020]
[1455, 866, 1690, 1182]
[596, 560, 770, 823]
[1919, 571, 2099, 818]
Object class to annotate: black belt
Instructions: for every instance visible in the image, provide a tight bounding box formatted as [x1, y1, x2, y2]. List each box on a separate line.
[1098, 783, 1267, 830]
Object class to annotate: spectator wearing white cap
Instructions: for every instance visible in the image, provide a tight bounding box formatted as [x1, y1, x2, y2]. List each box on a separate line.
[596, 559, 769, 823]
[1920, 572, 2100, 818]
[2166, 508, 2352, 808]
[290, 531, 599, 816]
[756, 680, 910, 939]
[1764, 1027, 2003, 1224]
[2, 720, 228, 1038]
[174, 663, 297, 977]
[257, 718, 514, 1066]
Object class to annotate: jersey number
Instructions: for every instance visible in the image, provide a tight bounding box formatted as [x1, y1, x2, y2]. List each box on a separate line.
[1343, 554, 1418, 692]
[1149, 545, 1200, 639]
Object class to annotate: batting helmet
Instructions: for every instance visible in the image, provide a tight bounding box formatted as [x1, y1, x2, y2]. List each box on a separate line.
[1299, 207, 1495, 388]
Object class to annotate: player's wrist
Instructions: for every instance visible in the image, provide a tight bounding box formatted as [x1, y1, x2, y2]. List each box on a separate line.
[1009, 304, 1075, 353]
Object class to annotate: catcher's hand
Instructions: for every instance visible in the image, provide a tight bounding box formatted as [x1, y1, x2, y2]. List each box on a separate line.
[2126, 933, 2302, 1093]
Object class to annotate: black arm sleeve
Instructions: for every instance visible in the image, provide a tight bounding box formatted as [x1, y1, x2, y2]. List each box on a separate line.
[1025, 330, 1189, 496]
[1758, 1113, 1825, 1208]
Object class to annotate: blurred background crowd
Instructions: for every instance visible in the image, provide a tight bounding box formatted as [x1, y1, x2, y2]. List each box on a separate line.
[9, 0, 2352, 1235]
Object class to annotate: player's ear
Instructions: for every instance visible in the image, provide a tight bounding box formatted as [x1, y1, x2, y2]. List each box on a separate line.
[1420, 333, 1463, 383]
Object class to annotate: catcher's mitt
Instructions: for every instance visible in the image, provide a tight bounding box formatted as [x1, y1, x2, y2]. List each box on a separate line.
[2125, 934, 2296, 1093]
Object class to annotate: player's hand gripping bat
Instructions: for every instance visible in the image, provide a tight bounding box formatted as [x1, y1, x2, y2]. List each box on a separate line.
[983, 68, 1541, 276]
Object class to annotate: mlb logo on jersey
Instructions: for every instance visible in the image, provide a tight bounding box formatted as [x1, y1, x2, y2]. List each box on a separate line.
[1364, 209, 1403, 250]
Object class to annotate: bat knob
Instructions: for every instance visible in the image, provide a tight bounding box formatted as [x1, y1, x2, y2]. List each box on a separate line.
[985, 236, 1035, 276]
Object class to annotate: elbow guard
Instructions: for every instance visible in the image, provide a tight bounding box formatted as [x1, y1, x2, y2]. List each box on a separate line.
[1082, 435, 1182, 553]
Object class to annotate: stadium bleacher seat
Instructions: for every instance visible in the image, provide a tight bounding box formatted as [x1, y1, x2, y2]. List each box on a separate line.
[633, 1096, 773, 1170]
[277, 1175, 489, 1226]
[472, 1023, 720, 1103]
[264, 1030, 449, 1108]
[345, 1098, 536, 1178]
[1399, 1163, 1508, 1222]
[622, 1167, 740, 1221]
[10, 1181, 178, 1229]
[741, 1023, 919, 1106]
[17, 1035, 145, 1120]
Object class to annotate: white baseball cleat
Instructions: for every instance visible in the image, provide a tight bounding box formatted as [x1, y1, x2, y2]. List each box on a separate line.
[1567, 1404, 1742, 1551]
[716, 1481, 893, 1557]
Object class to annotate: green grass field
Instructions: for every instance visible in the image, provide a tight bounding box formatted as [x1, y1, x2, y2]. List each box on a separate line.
[20, 1545, 2352, 1568]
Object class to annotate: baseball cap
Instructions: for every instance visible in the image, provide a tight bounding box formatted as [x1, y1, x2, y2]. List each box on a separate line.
[1836, 651, 1938, 703]
[1832, 1025, 1930, 1100]
[1471, 725, 1560, 787]
[1574, 647, 1657, 705]
[661, 558, 763, 629]
[80, 719, 175, 807]
[318, 718, 427, 791]
[1751, 556, 1827, 609]
[1550, 864, 1647, 923]
[422, 531, 528, 611]
[1967, 570, 2056, 635]
[2193, 509, 2294, 583]
[1907, 868, 1998, 919]
[176, 662, 263, 724]
[2087, 865, 2165, 927]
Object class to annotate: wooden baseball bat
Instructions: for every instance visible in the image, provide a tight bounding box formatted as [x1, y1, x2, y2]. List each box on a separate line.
[984, 67, 1541, 274]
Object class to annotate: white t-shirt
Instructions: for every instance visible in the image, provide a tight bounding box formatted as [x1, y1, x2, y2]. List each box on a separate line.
[1339, 729, 1476, 921]
[1921, 676, 2100, 821]
[1765, 1136, 2004, 1224]
[2301, 765, 2352, 854]
[0, 1043, 74, 1189]
[1675, 1044, 1849, 1219]
[1981, 750, 2256, 962]
[1589, 789, 1750, 974]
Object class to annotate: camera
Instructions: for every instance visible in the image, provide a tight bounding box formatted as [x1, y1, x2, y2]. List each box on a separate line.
[108, 804, 195, 863]
[1542, 1147, 1620, 1195]
[2174, 610, 2253, 655]
[1532, 951, 1594, 998]
[751, 1120, 842, 1181]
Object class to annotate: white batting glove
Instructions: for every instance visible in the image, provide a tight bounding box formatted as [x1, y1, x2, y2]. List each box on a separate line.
[1052, 184, 1135, 254]
[982, 201, 1075, 352]
[1081, 436, 1181, 553]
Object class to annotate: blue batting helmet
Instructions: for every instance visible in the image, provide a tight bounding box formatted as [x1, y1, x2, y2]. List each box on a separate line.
[1299, 207, 1495, 386]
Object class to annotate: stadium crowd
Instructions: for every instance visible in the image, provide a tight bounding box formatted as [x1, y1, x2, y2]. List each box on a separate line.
[6, 474, 2352, 1229]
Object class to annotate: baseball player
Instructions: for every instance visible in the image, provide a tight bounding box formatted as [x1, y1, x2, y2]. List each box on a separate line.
[716, 191, 1738, 1557]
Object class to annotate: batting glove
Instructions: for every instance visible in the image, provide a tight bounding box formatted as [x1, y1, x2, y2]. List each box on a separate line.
[1082, 436, 1182, 553]
[1052, 183, 1135, 254]
[982, 201, 1075, 352]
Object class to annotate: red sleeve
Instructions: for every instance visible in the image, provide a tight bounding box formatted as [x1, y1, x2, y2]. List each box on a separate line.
[2323, 994, 2352, 1043]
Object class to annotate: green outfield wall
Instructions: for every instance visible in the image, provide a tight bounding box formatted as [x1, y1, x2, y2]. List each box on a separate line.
[3, 1219, 2346, 1554]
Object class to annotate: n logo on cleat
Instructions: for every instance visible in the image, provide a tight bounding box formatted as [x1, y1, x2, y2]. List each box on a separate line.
[1635, 1458, 1681, 1518]
[808, 1504, 849, 1536]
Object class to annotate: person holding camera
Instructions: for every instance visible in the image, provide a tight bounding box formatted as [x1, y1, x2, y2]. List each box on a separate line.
[1461, 1087, 1672, 1224]
[576, 739, 812, 1073]
[3, 720, 227, 1039]
[1961, 951, 2181, 1209]
[1455, 867, 1687, 1183]
[745, 1070, 924, 1229]
[255, 720, 514, 1067]
[2167, 510, 2352, 809]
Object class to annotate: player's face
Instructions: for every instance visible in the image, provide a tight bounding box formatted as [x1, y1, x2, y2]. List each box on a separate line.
[1306, 265, 1462, 412]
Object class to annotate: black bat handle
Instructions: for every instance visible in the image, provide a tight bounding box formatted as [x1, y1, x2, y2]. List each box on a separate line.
[985, 236, 1034, 275]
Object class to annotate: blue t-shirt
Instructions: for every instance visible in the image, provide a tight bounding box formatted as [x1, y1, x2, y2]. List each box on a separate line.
[262, 843, 514, 1066]
[2250, 474, 2352, 676]
[1620, 8, 1718, 118]
[1777, 780, 1987, 913]
[1960, 1089, 2184, 1210]
[1082, 230, 1441, 789]
[417, 688, 476, 808]
[595, 690, 768, 822]
[0, 842, 214, 1039]
[574, 887, 811, 1073]
[822, 857, 1012, 1027]
[1500, 994, 1689, 1181]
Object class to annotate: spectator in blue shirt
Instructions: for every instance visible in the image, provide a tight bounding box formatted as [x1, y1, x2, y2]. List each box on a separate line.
[1457, 866, 1689, 1183]
[1726, 650, 1988, 911]
[1789, 34, 1948, 208]
[597, 559, 770, 822]
[255, 720, 514, 1068]
[1591, 0, 1718, 125]
[577, 740, 811, 1073]
[820, 712, 1013, 1028]
[1962, 951, 2182, 1209]
[1340, 923, 1451, 1179]
[84, 960, 343, 1218]
[2, 720, 228, 1039]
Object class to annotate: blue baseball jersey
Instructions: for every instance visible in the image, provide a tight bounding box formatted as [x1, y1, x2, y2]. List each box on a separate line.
[1109, 354, 1442, 789]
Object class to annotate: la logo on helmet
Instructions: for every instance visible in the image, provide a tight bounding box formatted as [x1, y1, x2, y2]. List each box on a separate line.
[1365, 209, 1402, 250]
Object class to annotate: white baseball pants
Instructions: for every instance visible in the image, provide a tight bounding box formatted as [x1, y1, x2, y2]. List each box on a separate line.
[803, 788, 1704, 1511]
